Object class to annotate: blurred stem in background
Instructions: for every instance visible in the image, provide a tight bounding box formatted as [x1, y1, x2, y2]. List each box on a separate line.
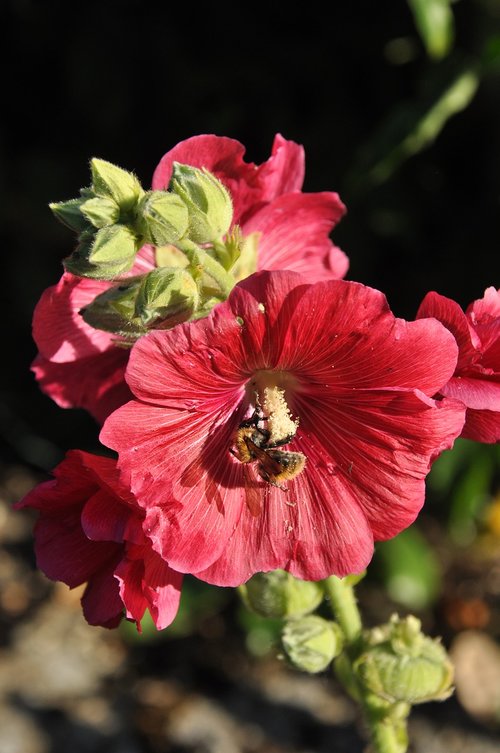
[345, 0, 500, 198]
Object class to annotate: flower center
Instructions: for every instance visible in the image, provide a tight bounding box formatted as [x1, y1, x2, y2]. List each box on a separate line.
[231, 372, 307, 492]
[248, 371, 300, 446]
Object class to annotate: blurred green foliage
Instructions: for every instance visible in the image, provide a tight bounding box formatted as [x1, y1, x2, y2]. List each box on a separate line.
[408, 0, 455, 60]
[374, 528, 442, 610]
[374, 440, 500, 612]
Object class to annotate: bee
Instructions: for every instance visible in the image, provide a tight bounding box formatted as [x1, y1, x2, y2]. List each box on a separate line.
[231, 408, 306, 491]
[242, 436, 306, 490]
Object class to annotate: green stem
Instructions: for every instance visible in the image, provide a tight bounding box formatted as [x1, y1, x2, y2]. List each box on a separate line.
[369, 717, 406, 753]
[322, 576, 407, 753]
[322, 575, 362, 644]
[364, 697, 408, 753]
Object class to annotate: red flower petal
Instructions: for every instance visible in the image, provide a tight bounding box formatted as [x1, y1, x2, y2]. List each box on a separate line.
[231, 275, 459, 396]
[253, 133, 305, 200]
[32, 349, 131, 424]
[114, 543, 183, 629]
[81, 489, 136, 544]
[417, 288, 500, 443]
[114, 555, 147, 626]
[101, 400, 246, 572]
[246, 192, 347, 280]
[441, 376, 500, 411]
[468, 286, 500, 321]
[417, 292, 479, 370]
[32, 508, 121, 588]
[142, 551, 183, 630]
[462, 408, 500, 442]
[81, 557, 124, 628]
[33, 273, 113, 362]
[17, 450, 183, 630]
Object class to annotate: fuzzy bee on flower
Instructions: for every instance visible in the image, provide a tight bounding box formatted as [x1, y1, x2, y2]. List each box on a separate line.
[231, 401, 306, 491]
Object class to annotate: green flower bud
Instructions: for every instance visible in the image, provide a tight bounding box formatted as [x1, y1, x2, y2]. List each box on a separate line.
[354, 614, 454, 704]
[282, 616, 344, 674]
[135, 268, 199, 328]
[138, 191, 189, 246]
[49, 198, 91, 233]
[80, 277, 145, 337]
[82, 267, 200, 338]
[211, 226, 245, 271]
[65, 225, 139, 280]
[170, 162, 233, 243]
[240, 571, 323, 620]
[91, 158, 143, 213]
[80, 196, 120, 228]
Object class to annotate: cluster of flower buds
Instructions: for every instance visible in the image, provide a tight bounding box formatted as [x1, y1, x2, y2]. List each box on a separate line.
[241, 573, 455, 699]
[241, 571, 344, 673]
[51, 158, 239, 339]
[353, 614, 454, 706]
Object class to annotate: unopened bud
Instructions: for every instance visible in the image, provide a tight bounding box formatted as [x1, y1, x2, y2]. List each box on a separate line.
[49, 198, 91, 233]
[170, 162, 233, 243]
[135, 268, 199, 328]
[80, 196, 120, 228]
[354, 614, 454, 704]
[138, 191, 189, 246]
[240, 571, 323, 620]
[80, 277, 144, 336]
[91, 158, 143, 213]
[282, 616, 344, 674]
[65, 225, 138, 279]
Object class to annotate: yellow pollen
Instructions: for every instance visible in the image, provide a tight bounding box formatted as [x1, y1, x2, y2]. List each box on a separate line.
[260, 386, 299, 446]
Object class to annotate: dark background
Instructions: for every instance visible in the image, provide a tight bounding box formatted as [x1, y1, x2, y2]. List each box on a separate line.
[3, 0, 500, 471]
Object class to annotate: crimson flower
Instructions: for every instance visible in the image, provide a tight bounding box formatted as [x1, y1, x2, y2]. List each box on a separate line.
[101, 271, 465, 587]
[15, 451, 183, 629]
[33, 134, 347, 422]
[417, 287, 500, 442]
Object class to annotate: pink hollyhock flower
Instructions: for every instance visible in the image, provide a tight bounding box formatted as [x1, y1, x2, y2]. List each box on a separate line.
[33, 134, 347, 421]
[417, 287, 500, 442]
[153, 133, 348, 281]
[15, 450, 183, 629]
[101, 271, 466, 587]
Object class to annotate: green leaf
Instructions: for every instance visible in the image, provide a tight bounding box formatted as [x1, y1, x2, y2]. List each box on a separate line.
[375, 528, 441, 610]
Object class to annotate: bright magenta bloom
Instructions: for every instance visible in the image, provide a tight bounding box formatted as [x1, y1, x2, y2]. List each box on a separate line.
[15, 451, 183, 629]
[101, 271, 465, 587]
[33, 134, 347, 421]
[417, 288, 500, 442]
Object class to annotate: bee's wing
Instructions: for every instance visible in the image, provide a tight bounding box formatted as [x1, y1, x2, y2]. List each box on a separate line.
[245, 439, 284, 476]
